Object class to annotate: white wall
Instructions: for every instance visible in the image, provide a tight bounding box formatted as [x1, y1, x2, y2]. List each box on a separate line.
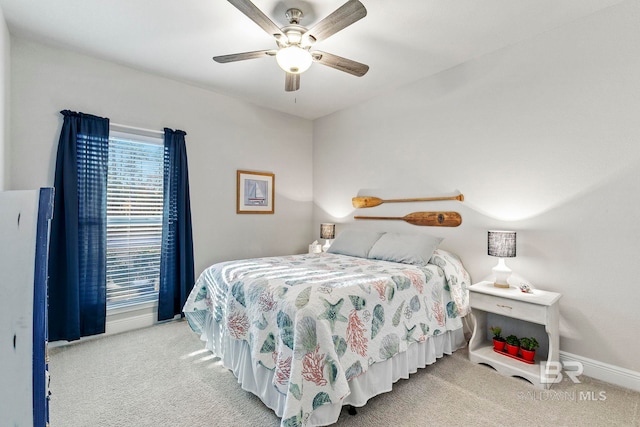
[0, 7, 9, 191]
[314, 1, 640, 374]
[9, 37, 314, 275]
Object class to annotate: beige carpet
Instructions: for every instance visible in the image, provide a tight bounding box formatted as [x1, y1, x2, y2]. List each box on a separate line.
[49, 320, 640, 426]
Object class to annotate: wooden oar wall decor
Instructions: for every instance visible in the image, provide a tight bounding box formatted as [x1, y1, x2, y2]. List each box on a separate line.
[354, 211, 462, 227]
[352, 193, 464, 227]
[352, 193, 464, 208]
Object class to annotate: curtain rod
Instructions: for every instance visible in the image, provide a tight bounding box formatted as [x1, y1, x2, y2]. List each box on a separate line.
[110, 122, 164, 137]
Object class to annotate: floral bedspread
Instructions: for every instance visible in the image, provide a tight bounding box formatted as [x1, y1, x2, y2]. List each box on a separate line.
[183, 249, 470, 426]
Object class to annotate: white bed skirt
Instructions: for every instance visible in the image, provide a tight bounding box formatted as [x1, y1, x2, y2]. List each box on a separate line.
[199, 313, 467, 426]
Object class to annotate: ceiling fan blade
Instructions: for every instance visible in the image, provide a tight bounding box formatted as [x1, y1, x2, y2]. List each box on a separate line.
[285, 73, 300, 92]
[227, 0, 283, 38]
[312, 51, 369, 77]
[213, 50, 276, 63]
[302, 0, 366, 44]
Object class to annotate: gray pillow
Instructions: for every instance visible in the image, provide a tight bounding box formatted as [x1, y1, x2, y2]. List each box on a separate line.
[327, 229, 385, 258]
[367, 232, 443, 266]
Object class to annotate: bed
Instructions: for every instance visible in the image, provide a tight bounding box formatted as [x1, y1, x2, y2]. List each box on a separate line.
[183, 231, 471, 426]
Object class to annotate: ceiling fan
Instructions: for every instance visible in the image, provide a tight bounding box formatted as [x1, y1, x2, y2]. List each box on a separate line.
[214, 0, 369, 92]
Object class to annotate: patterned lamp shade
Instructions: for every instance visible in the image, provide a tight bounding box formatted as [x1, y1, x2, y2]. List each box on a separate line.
[488, 231, 516, 258]
[320, 223, 335, 240]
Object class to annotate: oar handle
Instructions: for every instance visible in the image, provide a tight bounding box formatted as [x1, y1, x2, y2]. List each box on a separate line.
[385, 194, 464, 203]
[354, 216, 402, 221]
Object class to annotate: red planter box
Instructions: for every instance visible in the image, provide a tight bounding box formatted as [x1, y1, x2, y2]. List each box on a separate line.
[493, 347, 535, 364]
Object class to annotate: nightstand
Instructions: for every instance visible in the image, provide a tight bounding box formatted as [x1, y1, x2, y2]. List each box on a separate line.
[468, 281, 561, 389]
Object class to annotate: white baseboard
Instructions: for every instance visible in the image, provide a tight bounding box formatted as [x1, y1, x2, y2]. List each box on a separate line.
[49, 311, 181, 349]
[560, 351, 640, 392]
[105, 311, 158, 336]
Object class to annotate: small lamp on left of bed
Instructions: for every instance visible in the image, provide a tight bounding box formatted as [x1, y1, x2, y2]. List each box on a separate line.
[320, 223, 335, 252]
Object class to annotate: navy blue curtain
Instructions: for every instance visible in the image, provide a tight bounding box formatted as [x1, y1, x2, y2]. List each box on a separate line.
[48, 110, 109, 341]
[158, 128, 195, 321]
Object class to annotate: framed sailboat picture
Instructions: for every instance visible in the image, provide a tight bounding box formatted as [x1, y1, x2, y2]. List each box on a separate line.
[237, 170, 275, 214]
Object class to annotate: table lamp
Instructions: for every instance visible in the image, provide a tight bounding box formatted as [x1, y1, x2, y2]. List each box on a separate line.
[320, 223, 335, 252]
[488, 230, 516, 288]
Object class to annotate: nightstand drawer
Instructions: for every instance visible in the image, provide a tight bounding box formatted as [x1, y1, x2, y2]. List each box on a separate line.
[471, 292, 547, 324]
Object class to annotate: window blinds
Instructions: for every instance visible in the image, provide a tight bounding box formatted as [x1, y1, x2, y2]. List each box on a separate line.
[106, 134, 164, 309]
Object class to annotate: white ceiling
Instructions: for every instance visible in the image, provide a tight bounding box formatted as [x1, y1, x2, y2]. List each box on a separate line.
[0, 0, 626, 120]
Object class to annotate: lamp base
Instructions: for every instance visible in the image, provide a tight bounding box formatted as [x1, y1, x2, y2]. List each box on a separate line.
[492, 258, 512, 288]
[322, 239, 333, 252]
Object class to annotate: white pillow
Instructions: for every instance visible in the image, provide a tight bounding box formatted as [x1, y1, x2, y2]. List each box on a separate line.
[367, 232, 443, 266]
[327, 229, 385, 258]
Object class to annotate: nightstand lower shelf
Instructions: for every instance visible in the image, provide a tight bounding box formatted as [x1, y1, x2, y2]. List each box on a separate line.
[470, 344, 543, 386]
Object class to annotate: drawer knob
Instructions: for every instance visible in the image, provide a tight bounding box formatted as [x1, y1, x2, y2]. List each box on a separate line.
[497, 304, 512, 310]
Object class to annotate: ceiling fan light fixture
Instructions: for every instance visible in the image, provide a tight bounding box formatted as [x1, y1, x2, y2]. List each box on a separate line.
[276, 46, 312, 74]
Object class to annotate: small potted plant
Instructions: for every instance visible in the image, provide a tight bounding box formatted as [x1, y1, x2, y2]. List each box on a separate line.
[490, 326, 506, 351]
[519, 337, 539, 362]
[505, 334, 520, 356]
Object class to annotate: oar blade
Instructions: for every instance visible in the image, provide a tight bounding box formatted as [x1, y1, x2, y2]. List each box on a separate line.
[404, 212, 462, 227]
[352, 196, 384, 208]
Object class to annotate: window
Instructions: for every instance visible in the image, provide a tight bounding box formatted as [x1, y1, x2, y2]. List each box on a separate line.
[106, 131, 164, 310]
